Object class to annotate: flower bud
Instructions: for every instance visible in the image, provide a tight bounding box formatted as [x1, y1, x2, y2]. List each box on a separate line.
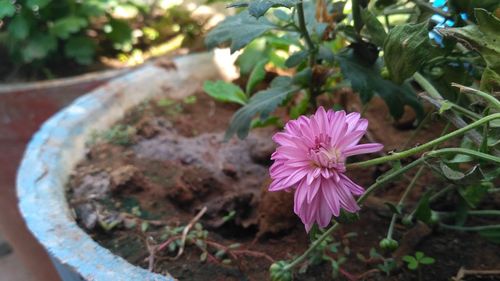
[270, 261, 292, 281]
[379, 238, 399, 251]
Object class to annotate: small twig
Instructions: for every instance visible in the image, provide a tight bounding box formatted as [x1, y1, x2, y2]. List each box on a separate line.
[339, 267, 358, 281]
[453, 267, 500, 281]
[173, 206, 207, 260]
[205, 240, 275, 263]
[146, 238, 156, 272]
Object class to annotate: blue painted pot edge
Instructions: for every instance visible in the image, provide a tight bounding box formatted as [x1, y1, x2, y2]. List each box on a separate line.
[14, 51, 225, 281]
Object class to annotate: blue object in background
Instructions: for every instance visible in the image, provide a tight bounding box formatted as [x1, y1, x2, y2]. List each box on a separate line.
[428, 0, 469, 45]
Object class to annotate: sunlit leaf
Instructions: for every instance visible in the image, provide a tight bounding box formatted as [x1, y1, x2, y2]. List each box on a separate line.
[203, 80, 248, 105]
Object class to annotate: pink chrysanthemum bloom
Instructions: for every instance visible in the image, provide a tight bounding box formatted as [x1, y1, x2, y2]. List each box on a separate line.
[269, 107, 383, 231]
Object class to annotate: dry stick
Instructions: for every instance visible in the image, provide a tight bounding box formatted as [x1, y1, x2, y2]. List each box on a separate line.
[146, 238, 156, 272]
[173, 206, 207, 260]
[453, 267, 500, 281]
[205, 240, 275, 263]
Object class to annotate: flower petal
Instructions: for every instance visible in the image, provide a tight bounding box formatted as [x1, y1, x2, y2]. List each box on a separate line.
[343, 143, 384, 157]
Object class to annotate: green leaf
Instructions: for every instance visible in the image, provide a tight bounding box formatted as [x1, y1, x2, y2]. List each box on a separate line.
[384, 202, 402, 215]
[292, 67, 312, 87]
[285, 50, 308, 68]
[205, 10, 275, 53]
[289, 93, 309, 119]
[480, 67, 500, 92]
[336, 48, 424, 121]
[420, 257, 435, 265]
[236, 38, 267, 75]
[384, 22, 445, 84]
[403, 256, 418, 270]
[414, 191, 432, 223]
[361, 9, 387, 47]
[438, 100, 453, 114]
[438, 9, 500, 92]
[225, 77, 299, 139]
[65, 36, 96, 65]
[244, 0, 298, 18]
[0, 0, 16, 19]
[246, 59, 268, 94]
[8, 15, 29, 40]
[458, 182, 490, 208]
[26, 0, 51, 9]
[250, 115, 282, 128]
[21, 34, 57, 62]
[80, 0, 107, 17]
[415, 251, 424, 260]
[203, 80, 248, 105]
[50, 17, 88, 39]
[439, 162, 466, 181]
[107, 19, 133, 49]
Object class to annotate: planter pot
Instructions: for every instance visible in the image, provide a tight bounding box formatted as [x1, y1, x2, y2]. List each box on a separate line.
[0, 64, 131, 281]
[16, 50, 238, 281]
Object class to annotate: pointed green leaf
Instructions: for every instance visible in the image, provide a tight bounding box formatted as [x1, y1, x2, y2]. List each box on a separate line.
[65, 36, 96, 65]
[361, 9, 387, 47]
[21, 34, 57, 62]
[50, 16, 88, 39]
[203, 80, 248, 105]
[336, 48, 424, 121]
[285, 50, 308, 68]
[225, 77, 299, 139]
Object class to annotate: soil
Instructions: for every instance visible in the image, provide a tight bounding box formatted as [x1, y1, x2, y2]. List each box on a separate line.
[67, 90, 500, 281]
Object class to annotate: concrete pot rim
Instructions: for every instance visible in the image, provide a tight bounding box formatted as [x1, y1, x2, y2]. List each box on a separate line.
[16, 50, 237, 281]
[0, 67, 130, 95]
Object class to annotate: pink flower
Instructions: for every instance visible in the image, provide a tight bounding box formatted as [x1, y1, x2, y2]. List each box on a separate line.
[269, 107, 383, 231]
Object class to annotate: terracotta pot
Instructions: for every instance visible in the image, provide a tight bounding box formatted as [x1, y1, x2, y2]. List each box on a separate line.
[16, 50, 237, 281]
[1, 67, 129, 281]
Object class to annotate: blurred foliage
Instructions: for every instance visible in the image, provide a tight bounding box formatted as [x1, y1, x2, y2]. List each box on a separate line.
[0, 0, 204, 79]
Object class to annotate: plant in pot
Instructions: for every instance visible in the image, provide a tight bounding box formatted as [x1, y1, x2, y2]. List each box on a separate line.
[18, 0, 500, 280]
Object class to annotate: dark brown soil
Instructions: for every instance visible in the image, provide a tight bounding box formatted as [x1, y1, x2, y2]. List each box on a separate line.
[67, 90, 500, 281]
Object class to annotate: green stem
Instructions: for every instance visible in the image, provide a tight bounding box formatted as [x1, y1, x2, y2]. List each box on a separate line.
[296, 2, 316, 65]
[436, 210, 500, 217]
[429, 185, 453, 202]
[284, 223, 340, 270]
[352, 0, 363, 33]
[386, 165, 426, 239]
[347, 113, 500, 169]
[387, 120, 450, 239]
[451, 82, 500, 110]
[413, 72, 441, 100]
[296, 1, 318, 102]
[440, 223, 500, 231]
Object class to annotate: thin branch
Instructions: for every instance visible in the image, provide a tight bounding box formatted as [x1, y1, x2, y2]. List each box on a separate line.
[173, 206, 207, 260]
